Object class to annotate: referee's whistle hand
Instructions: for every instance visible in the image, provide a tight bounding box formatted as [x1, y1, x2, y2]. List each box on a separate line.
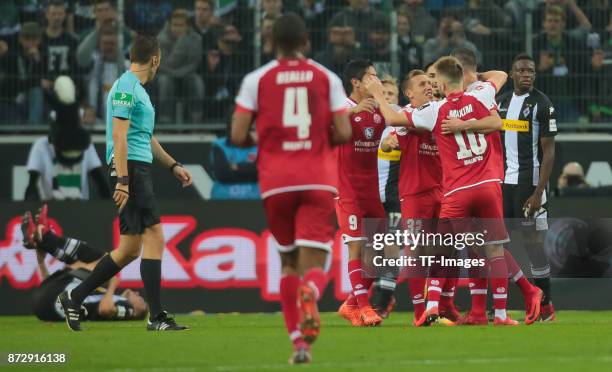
[173, 167, 193, 187]
[114, 184, 129, 213]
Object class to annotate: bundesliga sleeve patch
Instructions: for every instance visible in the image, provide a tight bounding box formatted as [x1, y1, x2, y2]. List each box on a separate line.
[112, 92, 134, 108]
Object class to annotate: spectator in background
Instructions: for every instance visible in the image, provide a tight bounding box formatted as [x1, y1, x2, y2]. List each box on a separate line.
[533, 5, 589, 121]
[203, 23, 250, 120]
[297, 0, 328, 53]
[314, 17, 361, 75]
[41, 0, 80, 89]
[262, 0, 283, 18]
[78, 0, 130, 43]
[210, 107, 259, 200]
[0, 1, 21, 39]
[362, 16, 391, 71]
[328, 0, 386, 47]
[260, 14, 278, 64]
[77, 24, 126, 124]
[398, 0, 438, 46]
[423, 12, 479, 66]
[1, 22, 46, 124]
[157, 9, 204, 124]
[558, 161, 590, 190]
[25, 76, 109, 200]
[193, 0, 220, 53]
[396, 10, 422, 77]
[124, 0, 172, 35]
[462, 0, 513, 71]
[534, 0, 592, 40]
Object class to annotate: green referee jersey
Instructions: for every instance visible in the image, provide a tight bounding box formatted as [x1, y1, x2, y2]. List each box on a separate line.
[106, 71, 155, 165]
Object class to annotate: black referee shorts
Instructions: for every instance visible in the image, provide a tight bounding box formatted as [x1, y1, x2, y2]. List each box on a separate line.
[502, 183, 549, 231]
[110, 160, 160, 235]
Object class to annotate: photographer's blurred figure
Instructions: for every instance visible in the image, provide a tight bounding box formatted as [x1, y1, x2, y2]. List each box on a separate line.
[558, 162, 590, 190]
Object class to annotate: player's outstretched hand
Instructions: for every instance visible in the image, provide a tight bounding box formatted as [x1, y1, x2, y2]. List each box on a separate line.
[353, 98, 377, 114]
[441, 117, 468, 134]
[173, 166, 193, 188]
[523, 192, 543, 218]
[363, 75, 383, 99]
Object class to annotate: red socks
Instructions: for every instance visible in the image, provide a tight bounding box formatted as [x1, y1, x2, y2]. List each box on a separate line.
[348, 259, 374, 309]
[489, 256, 509, 312]
[440, 277, 457, 308]
[407, 277, 426, 318]
[504, 248, 534, 298]
[302, 267, 328, 301]
[280, 274, 303, 346]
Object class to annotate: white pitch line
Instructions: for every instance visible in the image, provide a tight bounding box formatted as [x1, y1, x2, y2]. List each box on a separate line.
[214, 355, 612, 372]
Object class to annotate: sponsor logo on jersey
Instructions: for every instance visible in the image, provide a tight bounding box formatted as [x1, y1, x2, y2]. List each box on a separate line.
[364, 127, 374, 139]
[502, 119, 529, 132]
[112, 92, 133, 107]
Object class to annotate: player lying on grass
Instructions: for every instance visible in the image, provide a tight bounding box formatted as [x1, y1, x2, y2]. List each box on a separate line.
[21, 205, 148, 322]
[367, 57, 520, 326]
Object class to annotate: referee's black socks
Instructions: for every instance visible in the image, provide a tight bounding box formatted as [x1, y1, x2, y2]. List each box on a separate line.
[141, 259, 163, 318]
[71, 254, 121, 305]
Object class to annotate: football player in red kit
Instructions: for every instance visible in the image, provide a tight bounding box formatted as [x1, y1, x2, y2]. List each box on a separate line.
[367, 57, 518, 326]
[446, 48, 544, 325]
[336, 60, 387, 327]
[232, 14, 352, 364]
[379, 70, 454, 324]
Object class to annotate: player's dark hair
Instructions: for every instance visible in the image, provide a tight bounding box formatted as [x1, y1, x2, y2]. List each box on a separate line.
[95, 0, 116, 8]
[435, 56, 463, 85]
[273, 13, 307, 55]
[513, 53, 535, 65]
[343, 59, 374, 92]
[450, 47, 477, 72]
[129, 33, 160, 64]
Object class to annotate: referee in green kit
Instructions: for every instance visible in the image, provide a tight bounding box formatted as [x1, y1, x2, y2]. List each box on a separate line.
[59, 34, 193, 331]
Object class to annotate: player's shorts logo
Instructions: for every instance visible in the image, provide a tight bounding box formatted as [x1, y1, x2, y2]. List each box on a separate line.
[496, 287, 506, 293]
[364, 127, 374, 139]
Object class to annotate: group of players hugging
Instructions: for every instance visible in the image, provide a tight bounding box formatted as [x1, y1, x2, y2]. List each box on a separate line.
[19, 13, 556, 365]
[232, 14, 557, 364]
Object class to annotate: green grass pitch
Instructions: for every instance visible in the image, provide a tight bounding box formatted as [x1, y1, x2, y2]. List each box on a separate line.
[1, 311, 612, 371]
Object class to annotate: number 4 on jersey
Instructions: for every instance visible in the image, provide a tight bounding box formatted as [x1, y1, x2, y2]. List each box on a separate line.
[283, 87, 311, 139]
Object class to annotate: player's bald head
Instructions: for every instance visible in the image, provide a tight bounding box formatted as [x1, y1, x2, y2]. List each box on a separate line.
[273, 13, 307, 55]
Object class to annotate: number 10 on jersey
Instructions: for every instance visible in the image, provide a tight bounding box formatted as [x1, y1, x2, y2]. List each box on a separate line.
[283, 87, 312, 139]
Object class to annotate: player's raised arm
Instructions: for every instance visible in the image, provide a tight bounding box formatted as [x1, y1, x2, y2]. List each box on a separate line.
[364, 75, 409, 125]
[478, 70, 508, 93]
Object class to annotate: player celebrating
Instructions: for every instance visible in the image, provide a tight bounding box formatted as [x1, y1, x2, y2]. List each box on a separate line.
[336, 60, 387, 328]
[498, 53, 557, 321]
[367, 57, 517, 326]
[232, 14, 351, 364]
[446, 48, 544, 325]
[380, 69, 462, 324]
